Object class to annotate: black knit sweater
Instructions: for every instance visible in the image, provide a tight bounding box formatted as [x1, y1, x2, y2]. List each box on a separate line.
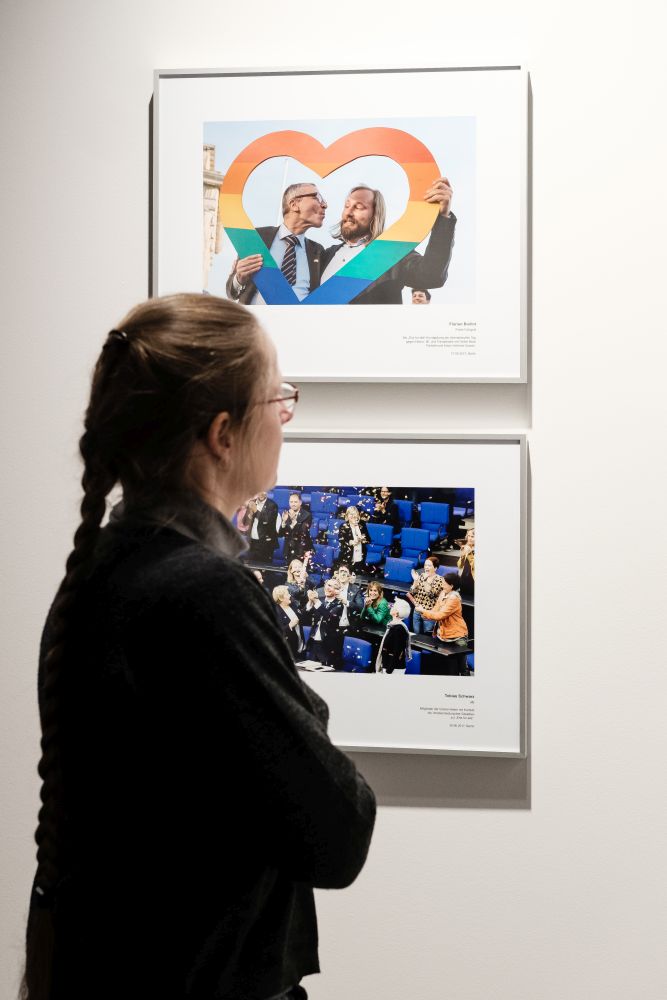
[35, 508, 376, 999]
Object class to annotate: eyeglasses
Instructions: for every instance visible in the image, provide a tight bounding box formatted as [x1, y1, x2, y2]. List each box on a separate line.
[292, 192, 327, 207]
[265, 382, 299, 414]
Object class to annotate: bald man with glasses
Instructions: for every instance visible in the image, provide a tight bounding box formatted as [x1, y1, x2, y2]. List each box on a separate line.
[226, 182, 328, 304]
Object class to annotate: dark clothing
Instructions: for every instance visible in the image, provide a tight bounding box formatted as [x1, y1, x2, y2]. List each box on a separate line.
[321, 213, 456, 305]
[316, 584, 364, 626]
[286, 578, 318, 614]
[274, 604, 305, 659]
[247, 498, 279, 563]
[278, 510, 313, 564]
[377, 620, 411, 674]
[303, 598, 345, 669]
[337, 522, 370, 571]
[370, 497, 400, 530]
[226, 227, 325, 304]
[31, 507, 375, 1000]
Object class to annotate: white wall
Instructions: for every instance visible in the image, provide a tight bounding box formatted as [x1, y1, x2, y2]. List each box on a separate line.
[1, 2, 666, 998]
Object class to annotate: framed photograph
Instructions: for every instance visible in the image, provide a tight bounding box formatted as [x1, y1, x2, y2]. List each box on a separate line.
[238, 433, 527, 757]
[153, 65, 528, 382]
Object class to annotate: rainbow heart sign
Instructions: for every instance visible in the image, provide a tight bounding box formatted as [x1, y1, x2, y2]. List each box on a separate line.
[217, 127, 441, 305]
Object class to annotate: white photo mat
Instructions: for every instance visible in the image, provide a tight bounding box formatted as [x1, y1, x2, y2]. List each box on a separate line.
[277, 433, 526, 756]
[153, 66, 527, 382]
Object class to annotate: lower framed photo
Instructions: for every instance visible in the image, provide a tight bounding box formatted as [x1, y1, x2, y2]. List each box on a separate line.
[240, 433, 527, 757]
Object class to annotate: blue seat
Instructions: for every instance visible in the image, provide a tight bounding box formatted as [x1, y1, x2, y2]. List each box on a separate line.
[367, 522, 394, 547]
[309, 491, 340, 516]
[454, 489, 474, 508]
[271, 537, 285, 564]
[342, 637, 373, 672]
[394, 499, 414, 525]
[302, 625, 311, 645]
[326, 519, 343, 546]
[272, 487, 295, 511]
[400, 527, 430, 564]
[383, 557, 416, 583]
[405, 650, 422, 674]
[467, 653, 474, 673]
[312, 544, 335, 570]
[437, 564, 458, 577]
[356, 495, 376, 516]
[366, 522, 394, 565]
[419, 502, 450, 544]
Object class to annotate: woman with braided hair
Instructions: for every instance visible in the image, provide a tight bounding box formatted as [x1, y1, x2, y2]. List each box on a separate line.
[21, 294, 375, 1000]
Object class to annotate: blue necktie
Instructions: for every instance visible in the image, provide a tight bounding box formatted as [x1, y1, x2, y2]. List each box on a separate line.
[281, 234, 299, 286]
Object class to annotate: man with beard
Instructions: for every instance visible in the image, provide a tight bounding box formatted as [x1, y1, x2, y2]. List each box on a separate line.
[226, 182, 327, 304]
[320, 180, 456, 304]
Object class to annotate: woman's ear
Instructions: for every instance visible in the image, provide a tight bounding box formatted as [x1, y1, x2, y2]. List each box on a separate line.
[205, 411, 234, 464]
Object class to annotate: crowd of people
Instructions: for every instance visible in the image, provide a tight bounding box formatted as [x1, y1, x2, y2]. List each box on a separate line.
[266, 564, 471, 675]
[235, 486, 475, 675]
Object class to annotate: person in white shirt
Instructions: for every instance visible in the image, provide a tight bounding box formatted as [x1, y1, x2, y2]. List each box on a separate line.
[246, 491, 279, 563]
[336, 506, 370, 573]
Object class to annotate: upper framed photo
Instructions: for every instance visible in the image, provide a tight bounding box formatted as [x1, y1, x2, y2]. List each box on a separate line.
[153, 65, 528, 382]
[236, 433, 527, 757]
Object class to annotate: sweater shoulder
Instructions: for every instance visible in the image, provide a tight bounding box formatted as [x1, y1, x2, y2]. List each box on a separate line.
[98, 524, 273, 624]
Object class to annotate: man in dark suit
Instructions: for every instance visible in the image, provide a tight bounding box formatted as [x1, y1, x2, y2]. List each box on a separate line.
[226, 182, 327, 304]
[246, 492, 279, 563]
[322, 565, 364, 627]
[303, 578, 345, 670]
[278, 492, 313, 563]
[320, 180, 456, 304]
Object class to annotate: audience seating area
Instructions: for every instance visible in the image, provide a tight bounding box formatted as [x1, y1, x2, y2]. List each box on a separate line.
[264, 488, 454, 572]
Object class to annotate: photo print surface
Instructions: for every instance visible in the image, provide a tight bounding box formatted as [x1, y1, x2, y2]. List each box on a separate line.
[204, 116, 475, 307]
[234, 435, 525, 756]
[156, 67, 526, 380]
[237, 484, 476, 679]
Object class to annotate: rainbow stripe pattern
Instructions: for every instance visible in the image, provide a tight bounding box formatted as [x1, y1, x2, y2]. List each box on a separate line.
[218, 128, 440, 305]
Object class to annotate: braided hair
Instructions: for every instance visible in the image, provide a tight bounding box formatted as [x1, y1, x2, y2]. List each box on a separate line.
[21, 293, 265, 999]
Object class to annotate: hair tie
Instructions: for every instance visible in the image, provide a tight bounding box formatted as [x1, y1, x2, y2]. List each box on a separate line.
[108, 328, 129, 343]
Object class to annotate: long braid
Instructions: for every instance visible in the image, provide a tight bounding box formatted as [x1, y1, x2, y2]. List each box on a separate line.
[22, 294, 266, 998]
[22, 349, 121, 1000]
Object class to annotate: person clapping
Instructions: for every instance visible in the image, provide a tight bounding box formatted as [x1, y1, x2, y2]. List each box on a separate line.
[408, 556, 444, 634]
[272, 585, 304, 659]
[336, 505, 370, 573]
[359, 581, 392, 628]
